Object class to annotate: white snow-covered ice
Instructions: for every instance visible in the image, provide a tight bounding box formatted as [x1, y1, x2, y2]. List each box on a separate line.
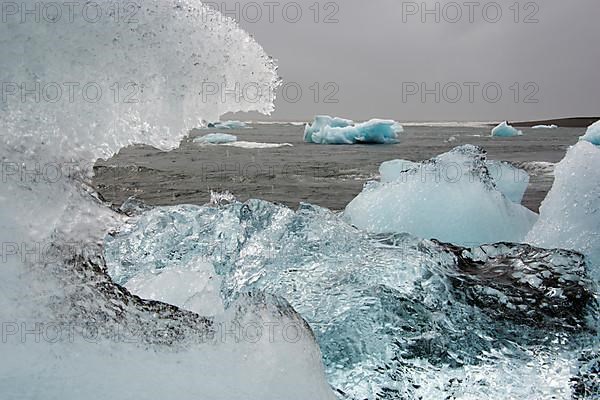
[304, 115, 404, 144]
[491, 121, 523, 137]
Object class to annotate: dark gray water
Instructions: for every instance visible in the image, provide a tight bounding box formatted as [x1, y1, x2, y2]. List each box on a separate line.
[94, 123, 585, 212]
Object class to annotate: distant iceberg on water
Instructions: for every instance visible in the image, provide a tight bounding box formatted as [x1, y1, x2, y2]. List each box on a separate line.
[304, 115, 404, 144]
[491, 121, 523, 137]
[532, 124, 558, 129]
[194, 133, 238, 144]
[193, 133, 293, 149]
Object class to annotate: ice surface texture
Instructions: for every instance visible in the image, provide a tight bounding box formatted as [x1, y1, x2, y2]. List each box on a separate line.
[580, 119, 600, 145]
[0, 2, 279, 166]
[194, 133, 239, 144]
[105, 199, 597, 399]
[304, 115, 404, 144]
[527, 141, 600, 271]
[485, 160, 530, 204]
[0, 2, 338, 399]
[345, 145, 537, 246]
[491, 121, 523, 137]
[380, 158, 529, 204]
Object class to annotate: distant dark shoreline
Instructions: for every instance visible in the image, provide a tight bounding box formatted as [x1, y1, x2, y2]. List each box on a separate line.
[502, 117, 598, 128]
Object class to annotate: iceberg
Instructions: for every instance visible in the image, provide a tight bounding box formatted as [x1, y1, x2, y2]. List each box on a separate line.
[526, 141, 600, 270]
[194, 133, 238, 144]
[579, 119, 600, 145]
[304, 115, 404, 144]
[382, 158, 530, 204]
[344, 145, 537, 246]
[532, 124, 558, 129]
[223, 141, 293, 149]
[104, 199, 596, 399]
[206, 121, 249, 129]
[491, 121, 523, 137]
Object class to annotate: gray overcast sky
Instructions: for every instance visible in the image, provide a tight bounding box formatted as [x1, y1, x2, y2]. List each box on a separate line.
[221, 0, 599, 122]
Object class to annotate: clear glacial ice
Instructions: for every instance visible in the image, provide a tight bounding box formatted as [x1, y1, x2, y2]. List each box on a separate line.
[304, 115, 404, 144]
[379, 157, 530, 205]
[491, 121, 523, 137]
[104, 197, 598, 399]
[0, 1, 338, 399]
[527, 140, 600, 271]
[345, 145, 537, 246]
[0, 0, 599, 398]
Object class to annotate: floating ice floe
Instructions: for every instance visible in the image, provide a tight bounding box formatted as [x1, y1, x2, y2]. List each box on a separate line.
[491, 121, 523, 137]
[579, 119, 600, 145]
[206, 120, 249, 129]
[532, 124, 558, 129]
[194, 133, 238, 144]
[344, 145, 537, 246]
[304, 115, 404, 144]
[526, 140, 600, 270]
[222, 141, 293, 149]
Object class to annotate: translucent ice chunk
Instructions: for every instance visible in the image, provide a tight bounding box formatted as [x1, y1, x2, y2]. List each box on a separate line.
[527, 141, 600, 270]
[580, 119, 600, 145]
[124, 259, 225, 316]
[486, 160, 530, 204]
[344, 145, 537, 245]
[105, 199, 595, 399]
[379, 159, 418, 183]
[381, 158, 530, 204]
